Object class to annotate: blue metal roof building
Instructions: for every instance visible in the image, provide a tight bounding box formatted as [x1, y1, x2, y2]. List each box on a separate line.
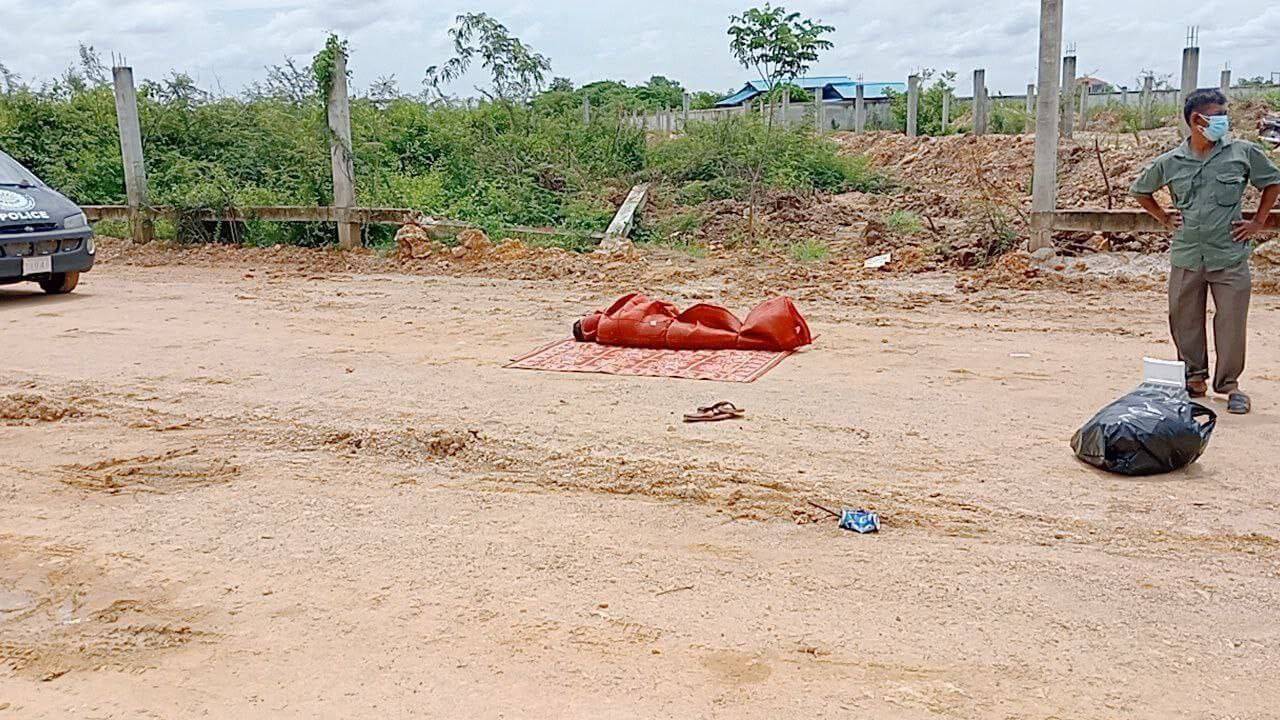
[715, 77, 907, 107]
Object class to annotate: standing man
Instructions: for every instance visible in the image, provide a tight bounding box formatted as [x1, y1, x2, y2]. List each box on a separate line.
[1131, 88, 1280, 414]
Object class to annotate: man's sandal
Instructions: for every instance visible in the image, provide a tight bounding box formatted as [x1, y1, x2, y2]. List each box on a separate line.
[683, 401, 746, 423]
[1228, 393, 1251, 415]
[1187, 380, 1209, 398]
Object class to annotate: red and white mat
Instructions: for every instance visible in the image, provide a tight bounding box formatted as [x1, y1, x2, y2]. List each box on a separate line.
[507, 338, 797, 383]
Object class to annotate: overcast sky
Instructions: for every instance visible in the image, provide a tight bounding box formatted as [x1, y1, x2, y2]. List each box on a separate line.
[4, 0, 1277, 98]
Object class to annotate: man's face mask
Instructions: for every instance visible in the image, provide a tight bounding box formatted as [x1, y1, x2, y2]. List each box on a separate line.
[1196, 112, 1230, 141]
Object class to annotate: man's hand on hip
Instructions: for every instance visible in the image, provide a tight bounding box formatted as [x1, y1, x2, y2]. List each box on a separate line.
[1231, 218, 1269, 242]
[1160, 210, 1182, 231]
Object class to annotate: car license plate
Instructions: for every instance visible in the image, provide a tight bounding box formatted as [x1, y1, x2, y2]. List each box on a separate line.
[22, 255, 52, 276]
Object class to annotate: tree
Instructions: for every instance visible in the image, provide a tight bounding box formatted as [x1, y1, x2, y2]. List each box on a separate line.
[248, 57, 318, 104]
[885, 69, 956, 135]
[0, 61, 21, 94]
[548, 76, 574, 93]
[367, 75, 402, 106]
[77, 44, 109, 87]
[726, 4, 834, 235]
[728, 3, 833, 117]
[636, 75, 685, 109]
[141, 71, 212, 107]
[424, 13, 552, 103]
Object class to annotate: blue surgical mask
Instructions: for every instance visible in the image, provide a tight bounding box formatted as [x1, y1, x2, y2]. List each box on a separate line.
[1198, 113, 1230, 142]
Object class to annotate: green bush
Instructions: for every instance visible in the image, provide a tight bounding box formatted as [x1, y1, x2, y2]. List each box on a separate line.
[788, 238, 828, 262]
[885, 71, 958, 136]
[886, 210, 923, 234]
[0, 81, 645, 246]
[648, 114, 886, 197]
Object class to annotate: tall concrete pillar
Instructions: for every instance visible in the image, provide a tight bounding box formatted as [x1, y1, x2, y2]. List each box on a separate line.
[1078, 83, 1089, 131]
[1180, 45, 1200, 138]
[906, 74, 921, 137]
[583, 95, 591, 124]
[1220, 68, 1231, 95]
[814, 90, 824, 132]
[1031, 0, 1064, 252]
[111, 66, 154, 244]
[941, 90, 951, 133]
[1120, 85, 1129, 107]
[1025, 83, 1037, 133]
[854, 83, 866, 132]
[973, 69, 988, 136]
[682, 92, 690, 128]
[1141, 75, 1154, 129]
[325, 50, 360, 249]
[1060, 53, 1077, 139]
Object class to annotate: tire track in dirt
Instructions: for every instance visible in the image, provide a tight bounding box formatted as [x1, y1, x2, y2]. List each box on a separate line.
[57, 448, 239, 494]
[0, 535, 215, 681]
[9, 376, 1278, 565]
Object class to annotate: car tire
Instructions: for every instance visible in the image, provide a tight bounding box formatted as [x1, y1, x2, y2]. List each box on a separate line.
[39, 272, 79, 295]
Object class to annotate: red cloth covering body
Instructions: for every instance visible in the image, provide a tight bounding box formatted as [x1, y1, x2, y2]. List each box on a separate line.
[577, 294, 811, 351]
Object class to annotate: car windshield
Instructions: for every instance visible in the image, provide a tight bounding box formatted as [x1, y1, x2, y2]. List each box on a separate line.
[0, 151, 43, 187]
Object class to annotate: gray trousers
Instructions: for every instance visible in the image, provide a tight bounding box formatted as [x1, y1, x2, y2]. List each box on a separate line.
[1168, 261, 1252, 394]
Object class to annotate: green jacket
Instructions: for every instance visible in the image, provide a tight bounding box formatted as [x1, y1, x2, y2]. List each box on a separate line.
[1130, 137, 1280, 270]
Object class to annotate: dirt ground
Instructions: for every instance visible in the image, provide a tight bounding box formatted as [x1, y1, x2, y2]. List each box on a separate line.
[2, 240, 1280, 720]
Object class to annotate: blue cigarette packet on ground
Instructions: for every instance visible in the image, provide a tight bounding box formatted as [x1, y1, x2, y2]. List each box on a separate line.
[839, 509, 880, 533]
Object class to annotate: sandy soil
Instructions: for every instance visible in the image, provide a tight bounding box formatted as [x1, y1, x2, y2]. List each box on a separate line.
[3, 248, 1280, 719]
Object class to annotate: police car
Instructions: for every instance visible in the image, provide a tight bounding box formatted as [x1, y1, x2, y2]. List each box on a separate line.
[0, 149, 94, 294]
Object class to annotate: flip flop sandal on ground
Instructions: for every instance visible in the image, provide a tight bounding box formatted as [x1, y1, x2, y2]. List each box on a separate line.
[683, 401, 746, 423]
[1228, 393, 1251, 415]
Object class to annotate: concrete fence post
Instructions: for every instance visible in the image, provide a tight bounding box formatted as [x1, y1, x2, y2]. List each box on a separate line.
[973, 69, 988, 136]
[583, 95, 591, 124]
[781, 88, 790, 128]
[814, 90, 824, 133]
[326, 50, 359, 249]
[1030, 0, 1064, 252]
[1141, 75, 1154, 129]
[682, 92, 690, 129]
[1025, 83, 1037, 133]
[1220, 68, 1231, 95]
[1078, 83, 1089, 130]
[854, 83, 866, 133]
[941, 90, 951, 133]
[1060, 53, 1077, 139]
[906, 74, 920, 137]
[1179, 45, 1200, 138]
[111, 66, 154, 244]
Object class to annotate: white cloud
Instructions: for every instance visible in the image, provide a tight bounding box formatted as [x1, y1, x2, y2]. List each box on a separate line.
[1, 0, 1273, 98]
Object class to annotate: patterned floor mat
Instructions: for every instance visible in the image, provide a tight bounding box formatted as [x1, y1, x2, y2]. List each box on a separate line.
[506, 339, 796, 383]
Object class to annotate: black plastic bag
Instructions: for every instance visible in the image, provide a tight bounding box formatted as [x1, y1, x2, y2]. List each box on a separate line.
[1071, 383, 1217, 476]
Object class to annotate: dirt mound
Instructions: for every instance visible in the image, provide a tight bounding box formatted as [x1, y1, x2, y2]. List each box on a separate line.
[0, 393, 79, 423]
[321, 427, 481, 460]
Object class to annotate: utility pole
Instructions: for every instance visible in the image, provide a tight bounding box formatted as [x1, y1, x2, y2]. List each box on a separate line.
[1030, 0, 1064, 252]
